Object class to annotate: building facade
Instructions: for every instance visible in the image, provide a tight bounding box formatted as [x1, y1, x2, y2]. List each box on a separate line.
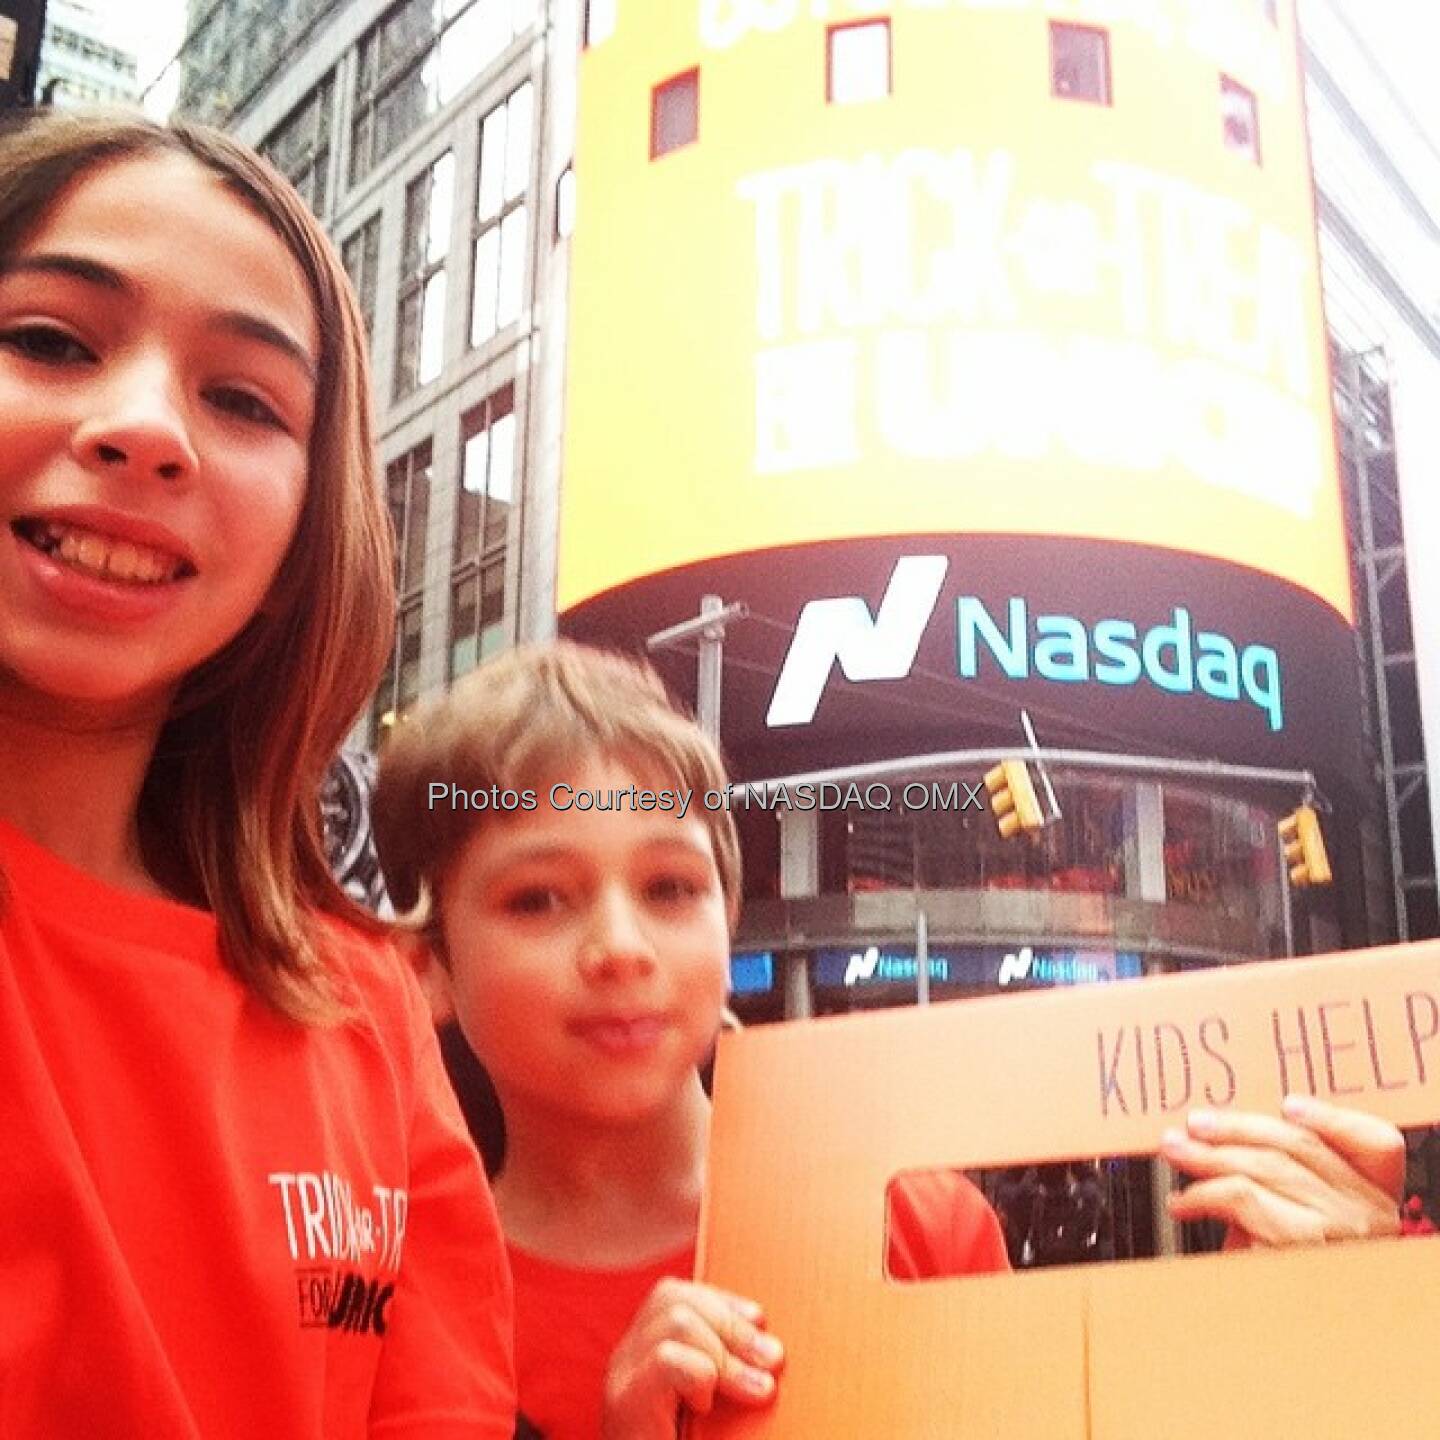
[37, 0, 138, 107]
[177, 0, 559, 744]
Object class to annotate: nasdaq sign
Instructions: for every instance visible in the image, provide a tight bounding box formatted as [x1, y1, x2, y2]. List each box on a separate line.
[768, 556, 1283, 731]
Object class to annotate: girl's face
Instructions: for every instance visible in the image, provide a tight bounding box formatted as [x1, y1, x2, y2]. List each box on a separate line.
[0, 151, 318, 714]
[440, 753, 732, 1131]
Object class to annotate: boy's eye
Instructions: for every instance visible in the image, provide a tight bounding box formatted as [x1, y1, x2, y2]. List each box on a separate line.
[0, 323, 95, 366]
[207, 386, 286, 430]
[645, 873, 703, 905]
[503, 886, 564, 917]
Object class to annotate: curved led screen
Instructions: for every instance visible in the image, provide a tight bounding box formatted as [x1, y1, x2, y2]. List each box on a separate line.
[560, 0, 1360, 775]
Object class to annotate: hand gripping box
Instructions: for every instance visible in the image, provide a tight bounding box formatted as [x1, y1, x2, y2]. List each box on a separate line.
[692, 943, 1440, 1438]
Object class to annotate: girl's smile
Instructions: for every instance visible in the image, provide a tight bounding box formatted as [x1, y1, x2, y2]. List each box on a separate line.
[12, 506, 198, 624]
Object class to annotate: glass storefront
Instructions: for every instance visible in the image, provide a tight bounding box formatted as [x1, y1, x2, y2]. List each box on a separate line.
[725, 769, 1319, 1263]
[826, 773, 1129, 898]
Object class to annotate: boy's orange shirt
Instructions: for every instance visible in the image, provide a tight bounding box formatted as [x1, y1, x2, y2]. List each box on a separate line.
[510, 1170, 1008, 1438]
[510, 1241, 695, 1440]
[0, 819, 515, 1438]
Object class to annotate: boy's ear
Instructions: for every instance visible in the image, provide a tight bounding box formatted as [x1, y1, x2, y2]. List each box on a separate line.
[397, 932, 457, 1027]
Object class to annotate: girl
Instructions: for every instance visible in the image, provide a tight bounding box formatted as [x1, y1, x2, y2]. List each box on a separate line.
[373, 641, 1405, 1440]
[0, 111, 513, 1437]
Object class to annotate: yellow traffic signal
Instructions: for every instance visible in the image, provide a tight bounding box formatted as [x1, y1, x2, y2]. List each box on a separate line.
[984, 760, 1045, 839]
[1278, 805, 1331, 887]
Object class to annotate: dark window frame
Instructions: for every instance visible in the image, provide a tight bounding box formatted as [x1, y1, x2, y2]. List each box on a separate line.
[341, 211, 383, 346]
[394, 151, 455, 401]
[373, 440, 433, 738]
[349, 0, 535, 187]
[449, 384, 517, 679]
[470, 83, 535, 349]
[261, 72, 336, 219]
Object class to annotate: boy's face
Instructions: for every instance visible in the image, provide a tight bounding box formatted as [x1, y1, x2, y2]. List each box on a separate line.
[439, 753, 731, 1128]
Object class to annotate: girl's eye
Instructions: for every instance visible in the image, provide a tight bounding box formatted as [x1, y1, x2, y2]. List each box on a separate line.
[0, 323, 95, 366]
[207, 386, 286, 430]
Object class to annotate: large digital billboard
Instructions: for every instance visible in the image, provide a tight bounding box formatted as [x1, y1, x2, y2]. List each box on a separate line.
[560, 0, 1361, 777]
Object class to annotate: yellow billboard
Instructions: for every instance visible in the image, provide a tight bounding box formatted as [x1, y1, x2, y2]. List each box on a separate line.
[560, 0, 1352, 624]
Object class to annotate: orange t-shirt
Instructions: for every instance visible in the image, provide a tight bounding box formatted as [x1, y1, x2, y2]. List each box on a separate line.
[511, 1170, 1007, 1438]
[0, 819, 515, 1439]
[510, 1241, 696, 1440]
[885, 1168, 1012, 1280]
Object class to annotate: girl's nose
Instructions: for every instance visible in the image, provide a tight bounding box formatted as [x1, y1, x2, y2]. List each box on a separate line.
[71, 355, 199, 485]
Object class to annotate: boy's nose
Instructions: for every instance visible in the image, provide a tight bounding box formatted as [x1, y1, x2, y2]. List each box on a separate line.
[71, 354, 199, 486]
[576, 891, 657, 981]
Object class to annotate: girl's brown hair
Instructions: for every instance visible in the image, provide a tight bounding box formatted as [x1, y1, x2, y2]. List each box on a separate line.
[372, 641, 742, 947]
[0, 110, 395, 1021]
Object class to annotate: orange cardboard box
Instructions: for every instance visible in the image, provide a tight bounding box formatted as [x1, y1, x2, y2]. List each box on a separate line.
[694, 943, 1440, 1438]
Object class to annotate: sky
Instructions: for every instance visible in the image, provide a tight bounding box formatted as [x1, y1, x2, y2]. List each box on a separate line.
[112, 0, 1440, 159]
[1330, 0, 1440, 158]
[119, 0, 185, 118]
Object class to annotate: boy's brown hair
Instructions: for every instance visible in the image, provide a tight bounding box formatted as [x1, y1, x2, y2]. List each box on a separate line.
[371, 642, 742, 946]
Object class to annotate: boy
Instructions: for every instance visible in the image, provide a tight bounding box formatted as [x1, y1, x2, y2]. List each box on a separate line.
[373, 642, 1403, 1440]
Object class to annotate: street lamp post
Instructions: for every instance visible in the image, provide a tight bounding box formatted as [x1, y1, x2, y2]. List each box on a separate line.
[644, 594, 749, 742]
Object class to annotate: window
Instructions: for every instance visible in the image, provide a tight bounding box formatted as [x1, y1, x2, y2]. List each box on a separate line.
[1162, 790, 1273, 913]
[341, 213, 382, 346]
[374, 601, 425, 739]
[373, 442, 432, 737]
[456, 385, 516, 561]
[585, 0, 617, 46]
[350, 0, 539, 186]
[387, 440, 432, 598]
[651, 69, 699, 159]
[261, 74, 335, 218]
[395, 152, 454, 399]
[1050, 23, 1111, 106]
[471, 84, 533, 347]
[451, 387, 515, 677]
[834, 774, 1127, 897]
[449, 558, 508, 677]
[827, 19, 890, 105]
[1221, 76, 1261, 163]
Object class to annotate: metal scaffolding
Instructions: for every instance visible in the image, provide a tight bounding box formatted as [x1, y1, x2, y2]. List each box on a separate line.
[1338, 345, 1438, 940]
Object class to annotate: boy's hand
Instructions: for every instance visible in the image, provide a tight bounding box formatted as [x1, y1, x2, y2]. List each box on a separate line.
[1160, 1095, 1405, 1248]
[601, 1278, 783, 1439]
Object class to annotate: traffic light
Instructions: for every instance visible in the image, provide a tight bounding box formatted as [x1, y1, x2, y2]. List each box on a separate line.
[984, 760, 1045, 839]
[1278, 805, 1332, 887]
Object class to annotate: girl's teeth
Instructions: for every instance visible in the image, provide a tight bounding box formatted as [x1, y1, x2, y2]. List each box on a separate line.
[39, 525, 180, 585]
[106, 542, 142, 579]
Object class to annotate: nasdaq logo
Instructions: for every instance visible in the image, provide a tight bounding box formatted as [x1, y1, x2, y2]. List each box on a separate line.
[841, 946, 952, 987]
[767, 557, 1283, 732]
[766, 556, 946, 728]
